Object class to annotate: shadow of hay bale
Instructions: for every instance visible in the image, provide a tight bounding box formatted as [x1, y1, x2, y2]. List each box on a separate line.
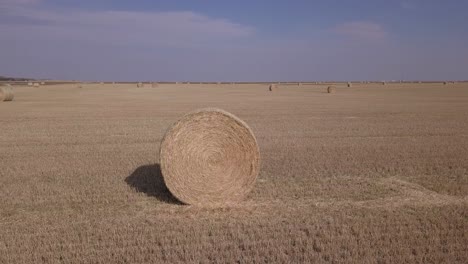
[125, 164, 182, 205]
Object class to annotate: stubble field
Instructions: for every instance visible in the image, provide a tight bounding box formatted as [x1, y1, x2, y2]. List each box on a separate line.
[1, 82, 467, 263]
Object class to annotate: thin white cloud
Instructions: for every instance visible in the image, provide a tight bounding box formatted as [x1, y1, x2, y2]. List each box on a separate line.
[0, 4, 254, 47]
[333, 21, 387, 40]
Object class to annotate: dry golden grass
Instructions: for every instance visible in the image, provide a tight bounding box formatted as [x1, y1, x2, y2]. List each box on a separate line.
[0, 82, 467, 263]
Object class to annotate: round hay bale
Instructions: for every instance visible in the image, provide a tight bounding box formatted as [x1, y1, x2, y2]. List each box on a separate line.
[137, 82, 143, 88]
[443, 81, 448, 85]
[0, 87, 14, 102]
[382, 82, 386, 85]
[269, 84, 277, 91]
[33, 83, 40, 87]
[327, 86, 336, 93]
[152, 83, 159, 88]
[27, 82, 33, 86]
[347, 82, 352, 88]
[160, 108, 260, 207]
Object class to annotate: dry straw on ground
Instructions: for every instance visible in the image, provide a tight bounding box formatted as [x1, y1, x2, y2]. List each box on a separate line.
[269, 84, 277, 91]
[327, 86, 336, 93]
[160, 108, 260, 207]
[0, 87, 14, 101]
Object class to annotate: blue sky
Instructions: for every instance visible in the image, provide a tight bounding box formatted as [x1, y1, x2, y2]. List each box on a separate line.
[1, 0, 467, 81]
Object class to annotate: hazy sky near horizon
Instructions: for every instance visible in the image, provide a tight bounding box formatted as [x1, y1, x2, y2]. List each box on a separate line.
[1, 0, 467, 81]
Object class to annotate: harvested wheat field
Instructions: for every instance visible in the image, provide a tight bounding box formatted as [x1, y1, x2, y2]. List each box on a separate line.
[1, 82, 468, 263]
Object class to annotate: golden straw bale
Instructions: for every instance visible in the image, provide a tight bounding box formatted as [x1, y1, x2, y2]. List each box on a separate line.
[0, 87, 14, 102]
[160, 108, 260, 207]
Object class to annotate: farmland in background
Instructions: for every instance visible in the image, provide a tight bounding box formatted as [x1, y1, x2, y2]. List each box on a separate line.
[1, 82, 467, 263]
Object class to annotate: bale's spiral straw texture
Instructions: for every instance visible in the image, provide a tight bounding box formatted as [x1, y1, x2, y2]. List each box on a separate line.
[160, 108, 260, 207]
[0, 87, 14, 101]
[327, 86, 336, 93]
[269, 84, 277, 91]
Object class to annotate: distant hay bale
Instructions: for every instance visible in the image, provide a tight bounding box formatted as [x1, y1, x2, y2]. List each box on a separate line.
[298, 82, 302, 86]
[443, 82, 448, 85]
[33, 83, 40, 87]
[327, 86, 336, 93]
[137, 82, 143, 88]
[347, 82, 352, 88]
[151, 83, 159, 88]
[100, 82, 104, 85]
[160, 108, 260, 207]
[0, 87, 14, 102]
[269, 84, 277, 91]
[382, 82, 386, 85]
[40, 82, 45, 85]
[27, 82, 33, 86]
